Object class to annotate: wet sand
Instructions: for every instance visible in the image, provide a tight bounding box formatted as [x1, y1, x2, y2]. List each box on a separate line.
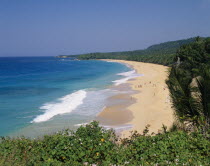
[96, 91, 135, 126]
[97, 59, 174, 138]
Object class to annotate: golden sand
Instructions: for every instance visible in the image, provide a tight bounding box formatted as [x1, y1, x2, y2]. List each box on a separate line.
[98, 60, 174, 138]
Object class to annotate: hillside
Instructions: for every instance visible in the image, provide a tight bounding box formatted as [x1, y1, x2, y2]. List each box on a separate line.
[58, 37, 197, 65]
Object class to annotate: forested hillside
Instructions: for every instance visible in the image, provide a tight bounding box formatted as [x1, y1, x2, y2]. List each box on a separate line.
[58, 37, 197, 65]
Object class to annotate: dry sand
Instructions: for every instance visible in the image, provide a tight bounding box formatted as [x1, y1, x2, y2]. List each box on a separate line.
[98, 59, 174, 138]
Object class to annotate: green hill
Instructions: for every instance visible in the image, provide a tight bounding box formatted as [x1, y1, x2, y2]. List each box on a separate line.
[58, 37, 198, 65]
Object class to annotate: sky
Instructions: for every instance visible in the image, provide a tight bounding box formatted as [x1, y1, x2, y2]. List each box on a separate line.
[0, 0, 210, 57]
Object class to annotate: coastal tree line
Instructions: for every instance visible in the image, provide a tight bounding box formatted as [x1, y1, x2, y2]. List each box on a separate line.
[66, 37, 197, 66]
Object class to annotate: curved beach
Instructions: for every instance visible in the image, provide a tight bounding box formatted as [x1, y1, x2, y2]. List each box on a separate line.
[98, 60, 174, 138]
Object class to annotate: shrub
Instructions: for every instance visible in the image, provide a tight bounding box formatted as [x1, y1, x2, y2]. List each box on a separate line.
[0, 121, 209, 165]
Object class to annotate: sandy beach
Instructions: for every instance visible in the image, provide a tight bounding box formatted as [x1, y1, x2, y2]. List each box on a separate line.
[97, 60, 174, 138]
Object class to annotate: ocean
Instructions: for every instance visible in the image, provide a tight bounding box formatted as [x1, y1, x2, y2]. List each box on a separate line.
[0, 56, 138, 137]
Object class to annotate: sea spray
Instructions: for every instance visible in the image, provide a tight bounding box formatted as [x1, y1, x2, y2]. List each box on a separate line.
[32, 90, 87, 123]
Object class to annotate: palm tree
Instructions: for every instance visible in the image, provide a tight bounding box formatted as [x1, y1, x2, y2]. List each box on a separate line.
[167, 67, 201, 126]
[195, 66, 210, 130]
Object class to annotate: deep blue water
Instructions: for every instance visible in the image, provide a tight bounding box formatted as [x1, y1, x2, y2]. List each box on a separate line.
[0, 57, 130, 136]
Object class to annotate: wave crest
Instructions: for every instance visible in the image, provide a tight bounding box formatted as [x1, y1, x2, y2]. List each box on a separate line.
[32, 90, 87, 123]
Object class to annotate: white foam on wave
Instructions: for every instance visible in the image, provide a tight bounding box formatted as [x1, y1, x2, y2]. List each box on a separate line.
[112, 70, 143, 86]
[32, 90, 87, 123]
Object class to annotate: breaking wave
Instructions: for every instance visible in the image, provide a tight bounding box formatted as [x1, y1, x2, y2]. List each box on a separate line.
[32, 90, 87, 123]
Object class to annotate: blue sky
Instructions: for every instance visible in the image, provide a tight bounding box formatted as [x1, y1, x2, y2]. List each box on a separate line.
[0, 0, 210, 57]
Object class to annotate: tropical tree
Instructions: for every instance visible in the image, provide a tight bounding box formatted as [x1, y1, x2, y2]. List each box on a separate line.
[167, 38, 210, 133]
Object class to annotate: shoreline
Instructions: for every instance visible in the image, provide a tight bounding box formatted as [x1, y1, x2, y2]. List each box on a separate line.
[98, 59, 174, 138]
[7, 59, 174, 138]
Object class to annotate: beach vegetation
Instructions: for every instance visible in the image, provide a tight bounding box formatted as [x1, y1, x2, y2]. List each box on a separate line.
[0, 121, 210, 165]
[167, 37, 210, 135]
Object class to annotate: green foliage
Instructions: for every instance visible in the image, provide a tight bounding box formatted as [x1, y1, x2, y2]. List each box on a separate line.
[167, 38, 210, 132]
[166, 67, 201, 124]
[177, 40, 207, 67]
[205, 38, 210, 54]
[0, 121, 210, 165]
[0, 121, 118, 165]
[121, 130, 210, 165]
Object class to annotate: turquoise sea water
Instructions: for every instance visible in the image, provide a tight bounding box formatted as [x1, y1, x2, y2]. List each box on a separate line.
[0, 57, 132, 137]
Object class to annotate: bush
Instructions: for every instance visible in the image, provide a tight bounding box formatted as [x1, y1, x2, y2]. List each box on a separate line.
[0, 121, 209, 165]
